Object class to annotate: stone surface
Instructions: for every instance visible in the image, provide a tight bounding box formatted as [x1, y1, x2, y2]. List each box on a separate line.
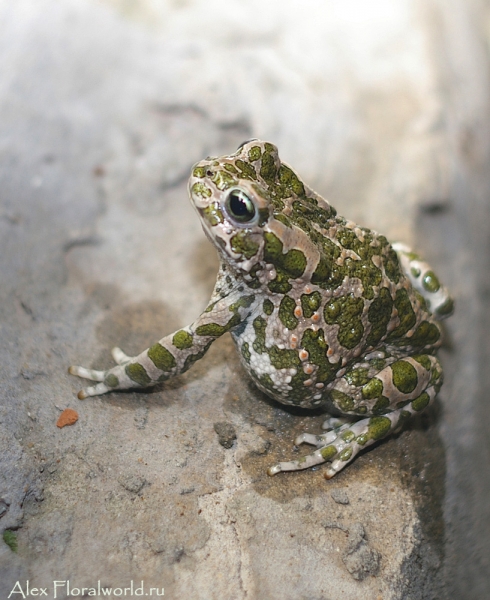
[0, 0, 489, 598]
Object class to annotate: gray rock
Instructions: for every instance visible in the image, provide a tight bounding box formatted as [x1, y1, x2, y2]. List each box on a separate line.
[118, 474, 147, 495]
[342, 523, 381, 581]
[213, 421, 237, 449]
[330, 489, 350, 505]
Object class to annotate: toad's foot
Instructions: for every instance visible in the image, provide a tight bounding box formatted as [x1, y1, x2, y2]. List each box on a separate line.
[268, 411, 406, 479]
[69, 347, 135, 399]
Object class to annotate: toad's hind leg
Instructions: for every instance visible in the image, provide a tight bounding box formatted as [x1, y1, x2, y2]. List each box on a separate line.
[268, 354, 443, 478]
[393, 242, 454, 319]
[268, 400, 435, 479]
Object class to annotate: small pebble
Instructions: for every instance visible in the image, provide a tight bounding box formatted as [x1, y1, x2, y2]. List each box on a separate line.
[213, 422, 237, 449]
[56, 408, 79, 428]
[331, 488, 350, 505]
[118, 474, 147, 494]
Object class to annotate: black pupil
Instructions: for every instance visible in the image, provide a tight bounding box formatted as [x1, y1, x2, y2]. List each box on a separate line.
[227, 190, 255, 222]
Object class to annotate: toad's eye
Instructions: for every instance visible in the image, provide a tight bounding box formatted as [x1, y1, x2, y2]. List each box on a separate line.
[225, 188, 256, 224]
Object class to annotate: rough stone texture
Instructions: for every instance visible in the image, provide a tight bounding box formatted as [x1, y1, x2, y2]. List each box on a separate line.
[0, 0, 489, 598]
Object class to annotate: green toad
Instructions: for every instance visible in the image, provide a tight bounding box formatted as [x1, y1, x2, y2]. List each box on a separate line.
[70, 140, 454, 478]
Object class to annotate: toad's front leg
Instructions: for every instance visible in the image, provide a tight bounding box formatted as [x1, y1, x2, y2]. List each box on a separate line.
[69, 326, 214, 399]
[69, 292, 254, 399]
[69, 346, 137, 398]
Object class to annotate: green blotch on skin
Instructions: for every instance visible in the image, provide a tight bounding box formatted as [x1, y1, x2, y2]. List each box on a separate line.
[371, 358, 386, 371]
[212, 170, 237, 190]
[249, 146, 262, 161]
[422, 271, 440, 293]
[235, 159, 258, 180]
[372, 396, 390, 414]
[327, 228, 397, 298]
[341, 430, 355, 443]
[274, 213, 291, 228]
[412, 392, 430, 412]
[362, 377, 383, 400]
[339, 446, 353, 462]
[323, 299, 340, 322]
[263, 232, 307, 279]
[366, 287, 393, 346]
[252, 316, 267, 354]
[356, 433, 368, 446]
[414, 290, 429, 312]
[311, 255, 331, 285]
[278, 164, 306, 196]
[345, 367, 370, 387]
[391, 360, 418, 394]
[342, 255, 381, 300]
[183, 340, 212, 373]
[324, 295, 365, 350]
[430, 367, 443, 388]
[196, 313, 241, 337]
[263, 230, 282, 262]
[300, 291, 321, 318]
[125, 362, 152, 387]
[320, 445, 338, 461]
[278, 295, 298, 330]
[258, 373, 275, 393]
[410, 321, 441, 347]
[386, 288, 416, 340]
[384, 250, 401, 283]
[260, 143, 278, 184]
[192, 166, 206, 178]
[405, 250, 421, 261]
[148, 343, 176, 372]
[291, 199, 333, 229]
[412, 354, 432, 371]
[230, 231, 259, 259]
[268, 345, 300, 370]
[3, 530, 17, 552]
[172, 330, 194, 350]
[397, 409, 412, 428]
[204, 300, 218, 313]
[331, 389, 355, 412]
[244, 263, 262, 290]
[396, 399, 411, 409]
[263, 298, 274, 315]
[197, 323, 225, 336]
[202, 203, 224, 226]
[258, 207, 269, 227]
[283, 249, 307, 279]
[436, 296, 454, 317]
[267, 269, 292, 294]
[224, 163, 239, 174]
[191, 182, 212, 198]
[104, 374, 119, 388]
[241, 341, 251, 364]
[368, 416, 392, 440]
[301, 328, 339, 384]
[384, 247, 402, 283]
[229, 294, 255, 313]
